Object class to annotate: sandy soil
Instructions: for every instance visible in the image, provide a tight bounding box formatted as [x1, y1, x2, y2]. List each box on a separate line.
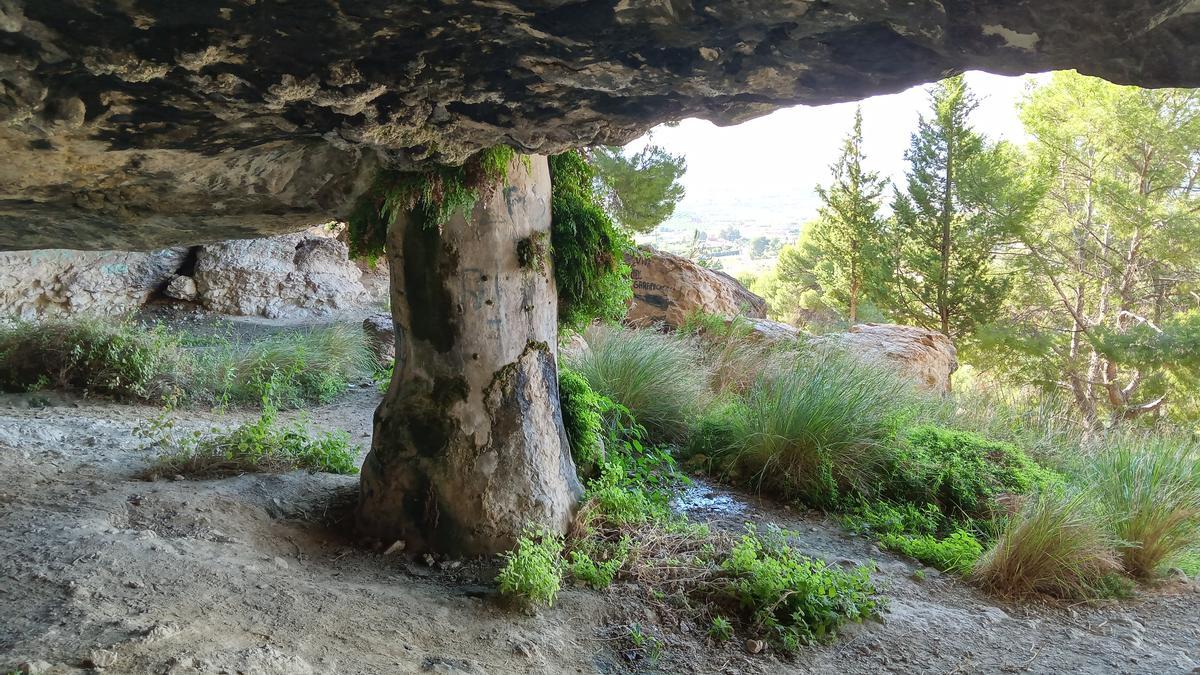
[1, 387, 1198, 674]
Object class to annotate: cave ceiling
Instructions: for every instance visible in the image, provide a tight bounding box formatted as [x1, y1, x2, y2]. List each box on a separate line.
[1, 0, 1197, 249]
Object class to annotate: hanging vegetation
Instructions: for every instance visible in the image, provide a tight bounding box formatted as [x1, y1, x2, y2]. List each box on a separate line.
[549, 150, 634, 331]
[347, 146, 518, 258]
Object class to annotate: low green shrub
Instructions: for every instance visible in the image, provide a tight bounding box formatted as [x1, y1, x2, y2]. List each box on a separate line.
[567, 325, 709, 442]
[878, 530, 984, 575]
[0, 319, 184, 401]
[1089, 434, 1200, 578]
[497, 530, 565, 607]
[707, 616, 733, 642]
[883, 425, 1061, 519]
[973, 489, 1121, 598]
[568, 536, 630, 590]
[715, 525, 879, 649]
[146, 404, 359, 478]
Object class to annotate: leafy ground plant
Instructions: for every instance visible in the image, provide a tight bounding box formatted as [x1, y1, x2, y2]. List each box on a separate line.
[497, 529, 565, 607]
[144, 403, 359, 478]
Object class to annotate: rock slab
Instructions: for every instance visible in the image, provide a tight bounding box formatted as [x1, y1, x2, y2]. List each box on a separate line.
[193, 232, 368, 319]
[820, 323, 958, 394]
[627, 247, 767, 328]
[0, 248, 186, 320]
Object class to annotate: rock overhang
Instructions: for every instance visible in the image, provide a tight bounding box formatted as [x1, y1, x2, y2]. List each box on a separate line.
[1, 0, 1198, 250]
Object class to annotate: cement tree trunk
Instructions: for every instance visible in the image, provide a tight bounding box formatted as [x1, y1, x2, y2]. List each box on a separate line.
[358, 155, 583, 554]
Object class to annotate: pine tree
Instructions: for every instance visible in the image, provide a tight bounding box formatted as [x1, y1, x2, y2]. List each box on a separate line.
[592, 144, 686, 233]
[812, 107, 888, 323]
[886, 75, 1019, 343]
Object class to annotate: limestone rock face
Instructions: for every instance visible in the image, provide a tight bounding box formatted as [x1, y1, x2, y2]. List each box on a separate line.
[741, 317, 806, 344]
[2, 2, 1199, 249]
[361, 313, 396, 369]
[821, 323, 958, 394]
[0, 248, 186, 320]
[627, 247, 767, 328]
[192, 233, 368, 319]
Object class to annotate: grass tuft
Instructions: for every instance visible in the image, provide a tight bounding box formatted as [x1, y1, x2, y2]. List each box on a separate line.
[567, 325, 709, 442]
[1089, 434, 1200, 578]
[973, 489, 1121, 598]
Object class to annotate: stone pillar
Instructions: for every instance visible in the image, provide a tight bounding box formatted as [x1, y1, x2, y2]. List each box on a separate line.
[357, 155, 583, 555]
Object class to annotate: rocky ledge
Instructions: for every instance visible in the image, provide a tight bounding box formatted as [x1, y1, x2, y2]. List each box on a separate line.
[1, 1, 1198, 249]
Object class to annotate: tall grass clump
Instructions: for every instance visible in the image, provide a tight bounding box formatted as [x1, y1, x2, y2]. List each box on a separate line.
[973, 489, 1121, 598]
[0, 318, 184, 401]
[1088, 433, 1200, 578]
[699, 348, 925, 506]
[566, 325, 708, 442]
[195, 324, 374, 407]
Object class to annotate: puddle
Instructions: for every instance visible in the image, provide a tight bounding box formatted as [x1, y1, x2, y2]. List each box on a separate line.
[671, 478, 749, 519]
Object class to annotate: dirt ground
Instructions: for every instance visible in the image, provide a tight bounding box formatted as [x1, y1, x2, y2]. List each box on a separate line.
[1, 317, 1199, 674]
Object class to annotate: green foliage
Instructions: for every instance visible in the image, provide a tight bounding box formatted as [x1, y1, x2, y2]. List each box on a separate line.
[884, 74, 1028, 343]
[883, 425, 1060, 518]
[374, 360, 394, 394]
[516, 231, 550, 275]
[549, 150, 634, 330]
[717, 525, 879, 649]
[878, 529, 983, 575]
[1088, 434, 1200, 578]
[195, 324, 375, 408]
[568, 536, 631, 590]
[497, 530, 565, 607]
[0, 318, 183, 402]
[694, 348, 924, 506]
[347, 146, 518, 257]
[592, 144, 687, 234]
[812, 107, 889, 323]
[708, 616, 733, 642]
[557, 366, 607, 477]
[974, 489, 1122, 598]
[147, 402, 359, 478]
[565, 324, 709, 442]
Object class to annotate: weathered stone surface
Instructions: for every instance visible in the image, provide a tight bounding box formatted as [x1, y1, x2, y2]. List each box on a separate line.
[163, 274, 198, 302]
[362, 313, 395, 368]
[740, 317, 806, 343]
[1, 1, 1198, 249]
[819, 323, 958, 394]
[627, 246, 767, 328]
[192, 232, 368, 319]
[358, 155, 582, 554]
[0, 248, 186, 320]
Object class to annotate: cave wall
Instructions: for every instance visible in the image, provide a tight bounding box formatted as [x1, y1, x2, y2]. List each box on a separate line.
[1, 0, 1198, 250]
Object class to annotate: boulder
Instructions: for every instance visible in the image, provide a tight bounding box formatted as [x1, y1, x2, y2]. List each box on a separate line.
[193, 232, 368, 319]
[0, 248, 187, 321]
[627, 247, 767, 329]
[362, 313, 396, 368]
[819, 323, 958, 394]
[164, 274, 198, 302]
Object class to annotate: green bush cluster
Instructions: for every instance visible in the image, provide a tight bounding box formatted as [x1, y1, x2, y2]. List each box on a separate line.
[879, 530, 984, 575]
[0, 319, 376, 409]
[146, 403, 359, 478]
[548, 150, 634, 330]
[0, 319, 183, 401]
[883, 425, 1060, 518]
[557, 366, 607, 477]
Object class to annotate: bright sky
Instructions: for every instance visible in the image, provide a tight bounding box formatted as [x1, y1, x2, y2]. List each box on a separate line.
[626, 71, 1048, 229]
